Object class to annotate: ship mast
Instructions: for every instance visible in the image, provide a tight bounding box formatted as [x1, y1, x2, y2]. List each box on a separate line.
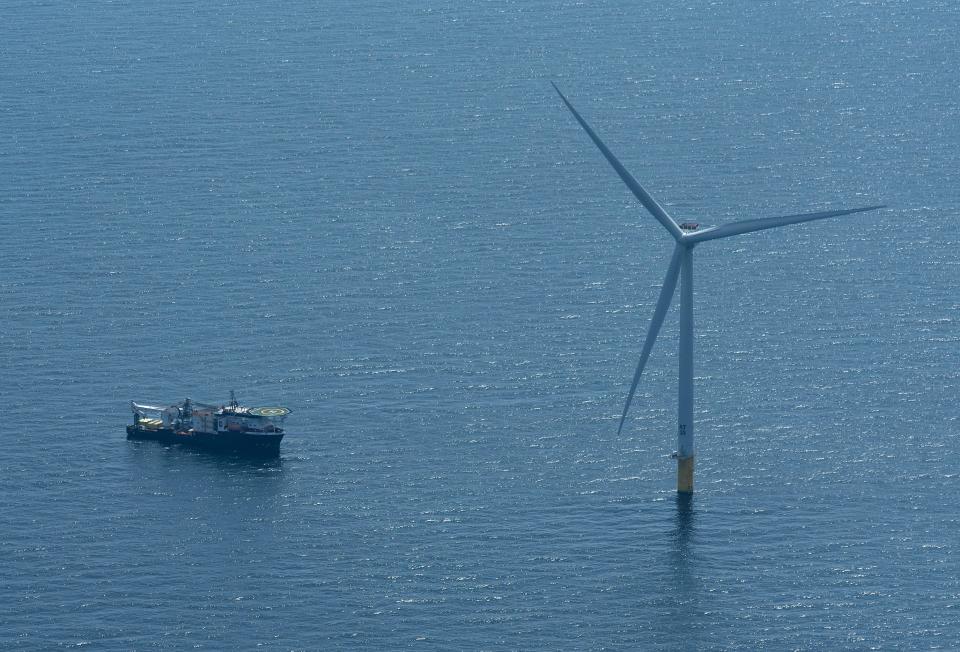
[182, 397, 193, 430]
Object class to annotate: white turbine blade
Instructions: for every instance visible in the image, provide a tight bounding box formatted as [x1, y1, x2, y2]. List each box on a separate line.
[684, 205, 885, 244]
[618, 244, 684, 435]
[552, 83, 683, 241]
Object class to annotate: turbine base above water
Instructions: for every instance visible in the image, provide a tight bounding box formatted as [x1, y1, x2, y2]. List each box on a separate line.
[677, 456, 694, 494]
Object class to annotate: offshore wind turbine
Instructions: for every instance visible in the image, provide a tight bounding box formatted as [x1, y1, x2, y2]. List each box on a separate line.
[552, 84, 884, 494]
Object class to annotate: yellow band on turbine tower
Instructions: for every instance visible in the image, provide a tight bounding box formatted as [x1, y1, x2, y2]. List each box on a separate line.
[677, 456, 694, 494]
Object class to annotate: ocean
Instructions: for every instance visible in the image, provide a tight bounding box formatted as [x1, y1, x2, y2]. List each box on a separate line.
[2, 0, 959, 648]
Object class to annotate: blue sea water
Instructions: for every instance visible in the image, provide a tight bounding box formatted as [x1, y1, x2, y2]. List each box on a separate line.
[2, 0, 959, 648]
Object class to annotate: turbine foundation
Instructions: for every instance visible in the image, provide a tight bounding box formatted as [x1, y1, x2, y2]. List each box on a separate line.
[677, 455, 694, 494]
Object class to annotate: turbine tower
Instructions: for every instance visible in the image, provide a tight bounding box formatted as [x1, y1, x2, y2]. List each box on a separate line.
[553, 84, 884, 494]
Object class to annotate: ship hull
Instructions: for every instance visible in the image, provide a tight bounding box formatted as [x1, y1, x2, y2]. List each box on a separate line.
[126, 425, 283, 457]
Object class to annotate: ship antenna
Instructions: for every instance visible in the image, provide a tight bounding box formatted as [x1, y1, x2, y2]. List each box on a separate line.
[230, 390, 238, 408]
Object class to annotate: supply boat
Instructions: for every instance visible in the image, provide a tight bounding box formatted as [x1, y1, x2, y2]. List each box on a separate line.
[127, 392, 291, 456]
